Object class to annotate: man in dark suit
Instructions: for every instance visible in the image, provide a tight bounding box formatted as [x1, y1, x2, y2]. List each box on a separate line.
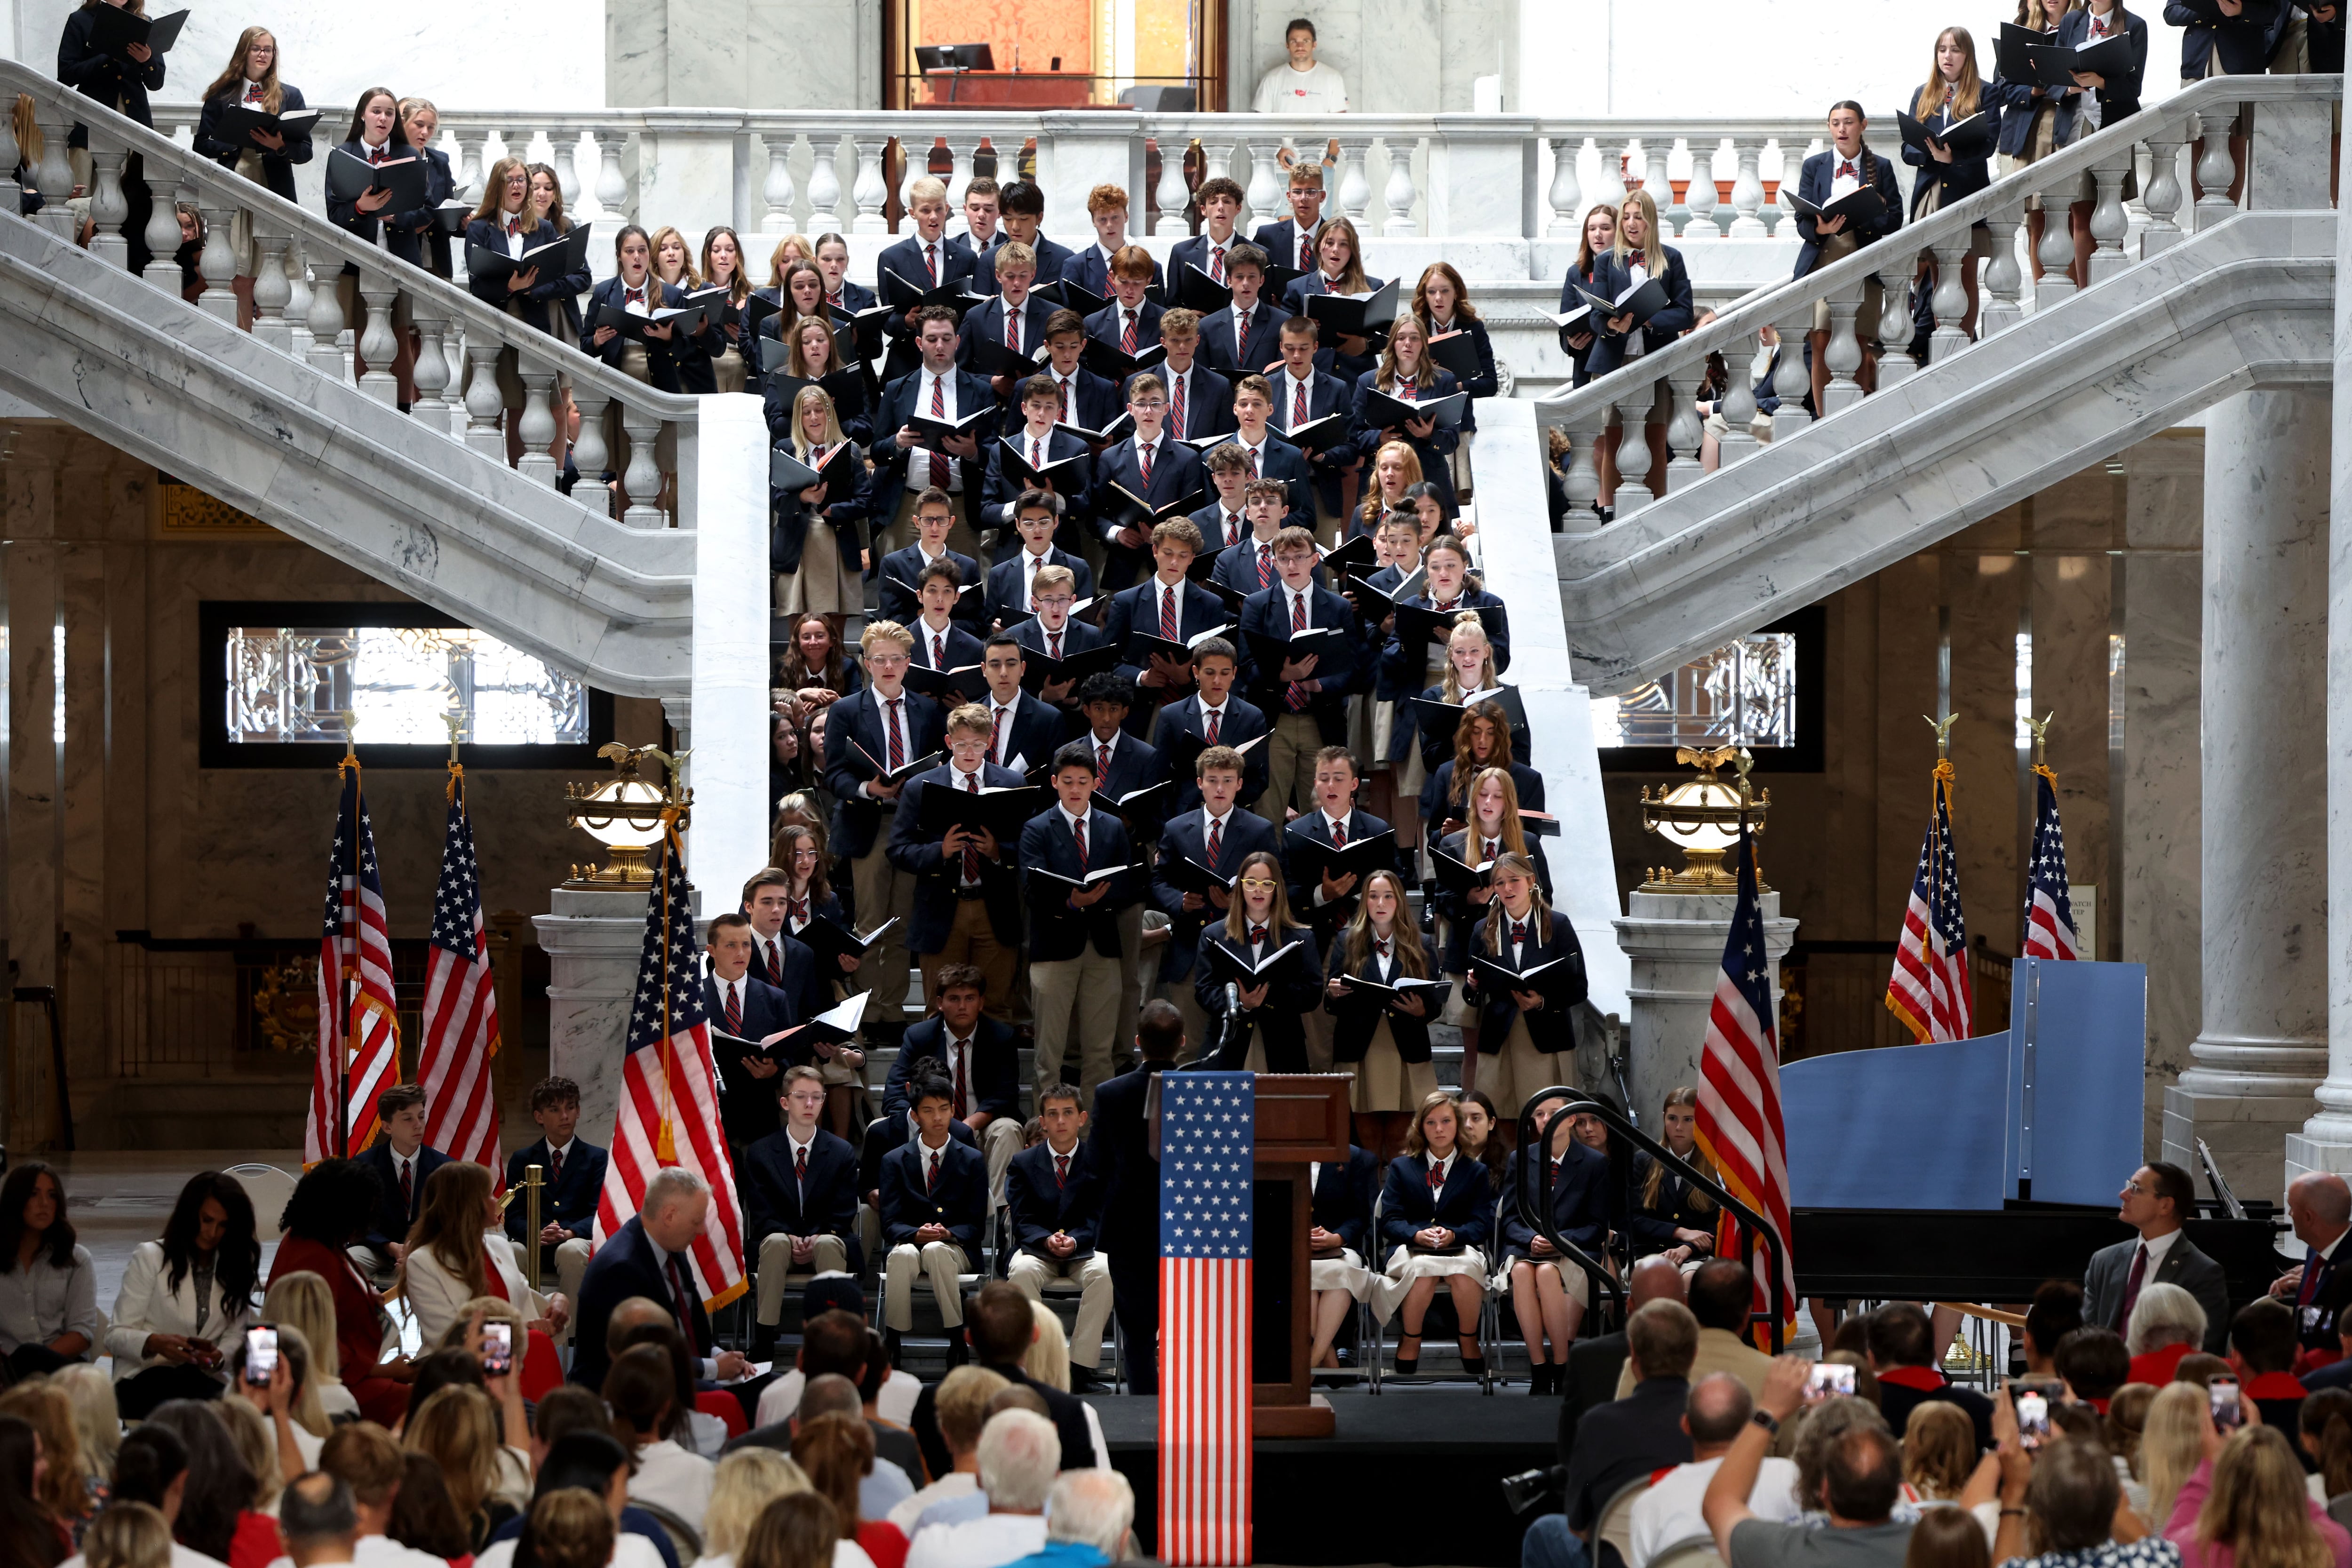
[706, 912, 802, 1151]
[355, 1084, 450, 1280]
[1084, 1000, 1185, 1395]
[1241, 530, 1363, 816]
[1093, 374, 1208, 593]
[1559, 1256, 1688, 1432]
[1867, 1301, 1996, 1450]
[973, 180, 1075, 295]
[910, 1280, 1112, 1478]
[741, 1065, 863, 1351]
[1206, 375, 1316, 534]
[1072, 673, 1170, 1041]
[2084, 1160, 2232, 1354]
[1198, 244, 1293, 378]
[1251, 164, 1329, 276]
[505, 1075, 609, 1302]
[570, 1167, 748, 1392]
[1036, 310, 1127, 440]
[1538, 1298, 1698, 1567]
[877, 496, 987, 634]
[975, 634, 1067, 774]
[1151, 638, 1270, 813]
[985, 382, 1096, 553]
[1270, 317, 1359, 531]
[1021, 743, 1142, 1106]
[858, 1096, 977, 1212]
[1142, 312, 1237, 446]
[1009, 563, 1109, 718]
[1005, 1083, 1113, 1391]
[878, 1069, 989, 1357]
[1151, 742, 1280, 1051]
[2272, 1171, 2352, 1360]
[885, 965, 1025, 1191]
[739, 869, 833, 1022]
[887, 708, 1024, 1019]
[872, 308, 996, 557]
[822, 622, 947, 1046]
[876, 178, 980, 379]
[1064, 191, 1165, 300]
[1101, 517, 1230, 733]
[956, 239, 1057, 407]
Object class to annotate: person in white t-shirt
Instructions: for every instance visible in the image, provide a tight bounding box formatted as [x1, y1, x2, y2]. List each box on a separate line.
[902, 1409, 1057, 1568]
[1632, 1374, 1804, 1568]
[1252, 18, 1350, 115]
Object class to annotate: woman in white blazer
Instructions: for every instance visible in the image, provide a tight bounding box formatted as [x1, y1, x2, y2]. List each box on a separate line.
[399, 1161, 570, 1353]
[106, 1172, 262, 1418]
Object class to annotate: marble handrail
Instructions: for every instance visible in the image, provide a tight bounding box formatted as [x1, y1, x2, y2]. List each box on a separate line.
[3, 61, 700, 529]
[1531, 73, 2340, 529]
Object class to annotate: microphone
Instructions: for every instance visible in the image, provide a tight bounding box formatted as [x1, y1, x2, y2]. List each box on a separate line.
[1225, 980, 1241, 1016]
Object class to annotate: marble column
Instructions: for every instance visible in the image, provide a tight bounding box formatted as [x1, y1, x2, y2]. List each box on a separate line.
[1613, 887, 1798, 1128]
[684, 395, 771, 910]
[2161, 390, 2331, 1203]
[535, 886, 654, 1149]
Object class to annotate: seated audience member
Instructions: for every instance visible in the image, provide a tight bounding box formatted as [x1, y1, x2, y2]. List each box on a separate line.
[1524, 1299, 1701, 1568]
[55, 1363, 119, 1496]
[2227, 1298, 2312, 1442]
[2088, 1163, 2230, 1355]
[909, 1283, 1109, 1480]
[1623, 1087, 1722, 1269]
[278, 1473, 365, 1568]
[386, 1450, 472, 1566]
[108, 1171, 262, 1417]
[2137, 1383, 2213, 1547]
[2299, 1388, 2352, 1502]
[2023, 1281, 2089, 1380]
[1011, 1470, 1133, 1568]
[1019, 1306, 1072, 1394]
[886, 1368, 1008, 1536]
[884, 965, 1024, 1186]
[267, 1161, 411, 1428]
[1629, 1373, 1802, 1568]
[302, 1421, 442, 1568]
[791, 1414, 905, 1568]
[859, 1090, 979, 1218]
[104, 1426, 195, 1560]
[696, 1447, 810, 1568]
[902, 1411, 1057, 1568]
[1376, 1092, 1494, 1377]
[1867, 1302, 1994, 1451]
[1498, 1100, 1613, 1393]
[505, 1075, 607, 1305]
[0, 1162, 102, 1383]
[1701, 1357, 1913, 1568]
[755, 1282, 923, 1432]
[735, 1311, 921, 1479]
[743, 1067, 864, 1345]
[1988, 1428, 2162, 1568]
[1612, 1260, 1777, 1403]
[2276, 1173, 2352, 1368]
[570, 1168, 751, 1395]
[877, 1075, 988, 1359]
[2128, 1284, 2214, 1389]
[354, 1086, 450, 1282]
[608, 1343, 715, 1531]
[782, 1376, 914, 1526]
[505, 1492, 620, 1568]
[1306, 1144, 1379, 1371]
[478, 1428, 675, 1568]
[2, 1385, 90, 1552]
[80, 1502, 175, 1568]
[1899, 1402, 1977, 1505]
[399, 1161, 568, 1353]
[2049, 1326, 2132, 1416]
[262, 1273, 360, 1422]
[2163, 1425, 2349, 1568]
[401, 1383, 519, 1547]
[1003, 1086, 1112, 1393]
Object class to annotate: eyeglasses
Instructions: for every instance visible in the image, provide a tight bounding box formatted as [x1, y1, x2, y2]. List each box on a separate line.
[1239, 876, 1278, 889]
[1131, 401, 1167, 413]
[1036, 594, 1074, 608]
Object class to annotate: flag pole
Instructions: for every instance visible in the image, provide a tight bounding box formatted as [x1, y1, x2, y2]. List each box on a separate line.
[339, 709, 359, 1161]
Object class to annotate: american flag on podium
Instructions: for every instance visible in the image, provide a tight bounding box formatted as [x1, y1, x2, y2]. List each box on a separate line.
[1886, 760, 1973, 1043]
[1158, 1071, 1253, 1568]
[308, 760, 401, 1165]
[593, 823, 748, 1310]
[1694, 821, 1796, 1340]
[418, 769, 503, 1178]
[2023, 765, 2080, 961]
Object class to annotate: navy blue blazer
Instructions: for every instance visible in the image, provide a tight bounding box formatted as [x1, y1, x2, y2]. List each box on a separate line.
[1009, 614, 1109, 703]
[1791, 149, 1905, 279]
[325, 138, 433, 266]
[1198, 300, 1293, 378]
[1085, 1061, 1167, 1244]
[1901, 88, 1997, 217]
[1065, 245, 1165, 301]
[740, 1127, 863, 1273]
[1239, 585, 1362, 740]
[58, 5, 166, 135]
[194, 83, 314, 201]
[858, 1111, 977, 1198]
[1271, 368, 1358, 514]
[1422, 758, 1546, 845]
[1168, 232, 1247, 284]
[1194, 923, 1326, 1072]
[1321, 939, 1441, 1065]
[975, 234, 1077, 293]
[904, 617, 989, 676]
[1019, 805, 1137, 962]
[975, 690, 1066, 775]
[1136, 363, 1236, 445]
[571, 1216, 712, 1390]
[879, 546, 987, 630]
[359, 1143, 450, 1252]
[708, 971, 801, 1148]
[1989, 61, 2075, 159]
[1151, 692, 1272, 812]
[1250, 218, 1323, 273]
[1094, 437, 1208, 590]
[1349, 367, 1462, 504]
[985, 548, 1097, 631]
[957, 294, 1058, 380]
[1103, 576, 1233, 688]
[1435, 828, 1553, 973]
[1583, 249, 1698, 380]
[1313, 1148, 1380, 1256]
[1152, 805, 1282, 981]
[1498, 1137, 1614, 1260]
[1283, 807, 1397, 943]
[578, 277, 691, 390]
[826, 279, 880, 314]
[1422, 315, 1500, 407]
[744, 927, 828, 1023]
[983, 427, 1096, 539]
[463, 216, 577, 336]
[1088, 729, 1173, 833]
[1085, 299, 1166, 353]
[1019, 366, 1125, 441]
[2054, 8, 2150, 123]
[2163, 0, 2284, 78]
[1379, 1154, 1497, 1251]
[886, 761, 1027, 953]
[876, 232, 978, 299]
[1462, 906, 1589, 1052]
[1190, 500, 1254, 556]
[879, 1137, 988, 1253]
[1213, 535, 1326, 597]
[887, 1013, 1022, 1122]
[1007, 1140, 1104, 1256]
[504, 1137, 607, 1254]
[822, 684, 948, 860]
[870, 366, 999, 525]
[764, 369, 874, 450]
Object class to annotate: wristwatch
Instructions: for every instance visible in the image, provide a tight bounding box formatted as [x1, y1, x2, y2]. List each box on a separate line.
[1750, 1409, 1780, 1436]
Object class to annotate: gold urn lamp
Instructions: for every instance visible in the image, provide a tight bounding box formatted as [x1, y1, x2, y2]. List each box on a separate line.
[1638, 744, 1769, 892]
[564, 742, 690, 887]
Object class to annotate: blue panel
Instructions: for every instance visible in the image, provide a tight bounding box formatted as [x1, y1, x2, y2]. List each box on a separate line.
[2004, 959, 2147, 1206]
[1781, 1034, 2011, 1210]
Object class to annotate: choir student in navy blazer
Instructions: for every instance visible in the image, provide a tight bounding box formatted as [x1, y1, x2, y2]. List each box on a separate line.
[1195, 851, 1325, 1072]
[1900, 29, 1999, 348]
[2164, 0, 2285, 83]
[876, 173, 979, 379]
[1198, 245, 1295, 378]
[396, 99, 458, 279]
[1349, 317, 1462, 513]
[1031, 311, 1126, 439]
[972, 180, 1074, 294]
[1582, 191, 1697, 382]
[504, 1079, 608, 1276]
[985, 507, 1097, 632]
[885, 977, 1026, 1191]
[1557, 205, 1618, 390]
[972, 637, 1065, 772]
[1142, 316, 1237, 445]
[2047, 2, 2151, 288]
[1421, 701, 1544, 850]
[1022, 744, 1145, 1103]
[465, 157, 570, 338]
[877, 1070, 989, 1339]
[764, 315, 875, 449]
[1322, 868, 1445, 1148]
[1084, 257, 1166, 357]
[1283, 756, 1396, 949]
[1151, 640, 1272, 812]
[1065, 185, 1164, 298]
[1240, 542, 1363, 764]
[1100, 517, 1231, 724]
[1377, 1093, 1495, 1372]
[772, 385, 873, 625]
[739, 1065, 865, 1335]
[1792, 103, 1905, 407]
[1435, 769, 1554, 976]
[1410, 263, 1495, 493]
[1004, 1083, 1116, 1383]
[884, 721, 1028, 1038]
[956, 241, 1058, 404]
[1270, 321, 1359, 527]
[1252, 161, 1330, 275]
[1497, 1103, 1616, 1391]
[1169, 175, 1250, 289]
[873, 310, 996, 555]
[1009, 568, 1109, 713]
[1094, 376, 1208, 592]
[705, 915, 803, 1151]
[193, 30, 313, 204]
[876, 500, 986, 633]
[1461, 853, 1588, 1111]
[985, 387, 1097, 561]
[580, 225, 690, 390]
[1152, 743, 1282, 1001]
[324, 88, 431, 400]
[1284, 217, 1384, 387]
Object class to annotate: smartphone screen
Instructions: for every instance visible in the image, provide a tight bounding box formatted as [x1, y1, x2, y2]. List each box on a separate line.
[2015, 1389, 2052, 1449]
[2210, 1375, 2243, 1431]
[245, 1324, 279, 1386]
[481, 1321, 514, 1377]
[1806, 1362, 1857, 1402]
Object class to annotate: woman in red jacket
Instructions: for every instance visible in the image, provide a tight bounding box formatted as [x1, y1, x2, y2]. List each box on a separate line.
[265, 1159, 413, 1427]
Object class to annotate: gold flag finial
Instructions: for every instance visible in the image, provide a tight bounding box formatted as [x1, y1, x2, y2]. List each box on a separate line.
[1924, 713, 1959, 760]
[2023, 711, 2054, 767]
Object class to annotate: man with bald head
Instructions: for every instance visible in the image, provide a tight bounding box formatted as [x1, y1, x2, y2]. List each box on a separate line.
[1563, 1254, 1686, 1425]
[2271, 1170, 2352, 1360]
[1627, 1374, 1802, 1568]
[2083, 1160, 2229, 1354]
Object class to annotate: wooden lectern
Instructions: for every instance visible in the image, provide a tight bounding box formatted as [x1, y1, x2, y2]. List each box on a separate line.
[1149, 1071, 1351, 1439]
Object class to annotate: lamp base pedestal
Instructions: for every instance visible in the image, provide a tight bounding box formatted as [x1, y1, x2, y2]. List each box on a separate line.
[1612, 889, 1798, 1129]
[534, 885, 659, 1147]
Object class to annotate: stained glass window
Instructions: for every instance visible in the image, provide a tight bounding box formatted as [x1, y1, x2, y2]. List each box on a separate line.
[1592, 632, 1798, 749]
[223, 625, 588, 746]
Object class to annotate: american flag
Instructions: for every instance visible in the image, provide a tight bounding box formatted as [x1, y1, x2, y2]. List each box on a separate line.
[2023, 765, 2079, 962]
[418, 773, 503, 1178]
[1158, 1070, 1253, 1568]
[1695, 821, 1796, 1341]
[309, 762, 402, 1164]
[593, 824, 749, 1311]
[1886, 761, 1973, 1043]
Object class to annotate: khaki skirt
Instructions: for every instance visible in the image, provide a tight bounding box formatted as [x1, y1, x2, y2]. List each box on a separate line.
[1311, 1248, 1375, 1302]
[1477, 1015, 1575, 1117]
[1375, 1242, 1491, 1321]
[714, 344, 747, 396]
[778, 510, 863, 617]
[1346, 1018, 1441, 1114]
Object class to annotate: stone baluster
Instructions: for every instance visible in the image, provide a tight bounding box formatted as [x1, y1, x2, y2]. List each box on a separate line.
[86, 148, 129, 271]
[516, 360, 560, 485]
[461, 340, 506, 459]
[1641, 143, 1676, 232]
[1381, 138, 1419, 237]
[33, 107, 78, 242]
[1662, 368, 1706, 493]
[1155, 135, 1192, 236]
[896, 135, 929, 228]
[1592, 139, 1629, 214]
[1979, 202, 2026, 338]
[762, 135, 797, 233]
[851, 138, 890, 232]
[1928, 237, 1973, 363]
[571, 386, 611, 511]
[2140, 124, 2187, 258]
[408, 304, 453, 423]
[1716, 336, 1762, 468]
[1727, 140, 1768, 238]
[305, 256, 348, 380]
[577, 132, 619, 223]
[251, 233, 294, 354]
[0, 106, 19, 210]
[457, 130, 485, 205]
[1204, 140, 1236, 185]
[355, 274, 401, 404]
[1546, 137, 1584, 237]
[283, 235, 315, 357]
[1682, 141, 1724, 241]
[1872, 270, 1916, 392]
[2086, 156, 2130, 285]
[1335, 136, 1373, 225]
[807, 135, 846, 233]
[195, 196, 241, 324]
[1820, 280, 1865, 411]
[1771, 307, 1813, 441]
[142, 173, 183, 292]
[2192, 110, 2238, 231]
[1612, 392, 1657, 517]
[946, 137, 974, 213]
[1242, 142, 1284, 230]
[1559, 409, 1606, 530]
[2034, 191, 2078, 311]
[620, 404, 667, 528]
[551, 132, 580, 212]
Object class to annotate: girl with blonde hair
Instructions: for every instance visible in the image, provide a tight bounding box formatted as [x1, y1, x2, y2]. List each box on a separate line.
[1324, 867, 1442, 1149]
[2176, 1425, 2346, 1568]
[1353, 438, 1425, 539]
[1375, 1092, 1492, 1376]
[1625, 1085, 1720, 1267]
[399, 1160, 567, 1351]
[766, 312, 873, 448]
[1584, 187, 1695, 381]
[1195, 850, 1325, 1073]
[773, 386, 870, 631]
[1903, 27, 1996, 342]
[1461, 853, 1586, 1103]
[698, 1448, 811, 1568]
[650, 226, 725, 395]
[260, 1273, 356, 1419]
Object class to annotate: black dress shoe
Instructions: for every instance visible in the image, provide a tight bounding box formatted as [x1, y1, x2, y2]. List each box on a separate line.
[1070, 1365, 1107, 1393]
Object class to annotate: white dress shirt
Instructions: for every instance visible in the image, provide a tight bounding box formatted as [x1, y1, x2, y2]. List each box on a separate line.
[1628, 1457, 1802, 1568]
[866, 689, 914, 797]
[904, 1513, 1049, 1568]
[1287, 583, 1316, 629]
[628, 1437, 716, 1531]
[1280, 369, 1318, 430]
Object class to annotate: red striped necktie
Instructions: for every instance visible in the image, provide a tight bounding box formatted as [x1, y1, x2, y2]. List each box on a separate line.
[1284, 591, 1310, 711]
[928, 376, 951, 489]
[1160, 582, 1179, 640]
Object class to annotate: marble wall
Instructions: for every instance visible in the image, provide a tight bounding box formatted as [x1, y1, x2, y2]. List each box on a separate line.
[610, 0, 882, 110]
[1227, 0, 1516, 112]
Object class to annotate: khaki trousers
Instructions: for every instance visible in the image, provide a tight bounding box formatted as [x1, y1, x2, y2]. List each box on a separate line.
[850, 825, 916, 1025]
[1261, 712, 1326, 821]
[1008, 1250, 1116, 1369]
[883, 1241, 972, 1329]
[1032, 945, 1126, 1107]
[553, 1238, 592, 1345]
[755, 1233, 853, 1325]
[918, 896, 1019, 1019]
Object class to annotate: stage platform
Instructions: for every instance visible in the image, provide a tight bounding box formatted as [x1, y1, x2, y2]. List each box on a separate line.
[1081, 1389, 1558, 1566]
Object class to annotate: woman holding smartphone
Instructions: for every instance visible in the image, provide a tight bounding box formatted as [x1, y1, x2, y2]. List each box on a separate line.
[399, 1162, 568, 1373]
[106, 1172, 261, 1417]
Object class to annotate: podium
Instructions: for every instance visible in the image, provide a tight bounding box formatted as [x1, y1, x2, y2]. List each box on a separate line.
[1149, 1071, 1351, 1439]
